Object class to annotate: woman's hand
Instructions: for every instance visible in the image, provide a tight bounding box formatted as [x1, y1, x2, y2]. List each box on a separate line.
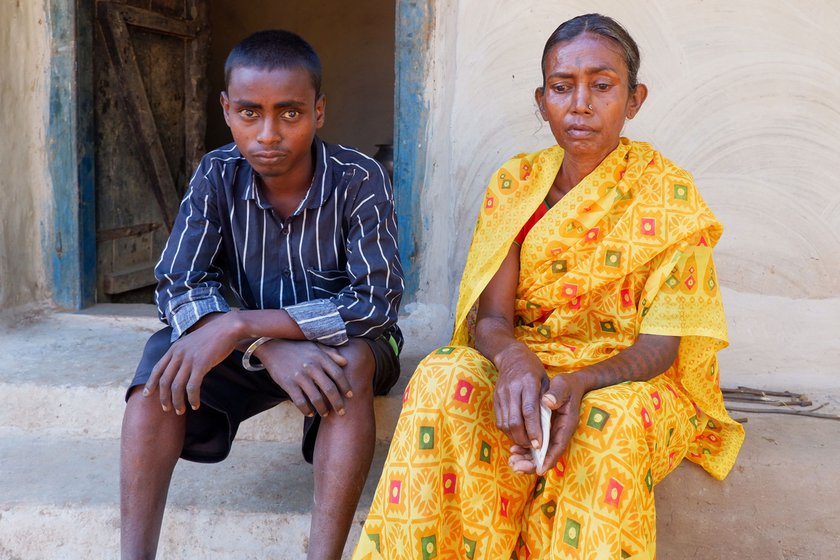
[508, 372, 587, 476]
[493, 342, 550, 450]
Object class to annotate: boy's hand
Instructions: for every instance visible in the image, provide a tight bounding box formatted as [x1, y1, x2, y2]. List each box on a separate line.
[255, 339, 351, 417]
[144, 313, 238, 415]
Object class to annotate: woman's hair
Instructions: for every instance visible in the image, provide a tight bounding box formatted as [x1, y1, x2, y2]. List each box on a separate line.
[541, 14, 640, 91]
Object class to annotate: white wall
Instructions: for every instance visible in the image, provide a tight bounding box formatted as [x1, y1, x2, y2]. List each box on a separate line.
[411, 0, 840, 379]
[0, 0, 51, 309]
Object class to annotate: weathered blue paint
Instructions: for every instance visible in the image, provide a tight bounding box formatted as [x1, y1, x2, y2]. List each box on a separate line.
[395, 0, 432, 301]
[76, 0, 97, 307]
[46, 0, 96, 309]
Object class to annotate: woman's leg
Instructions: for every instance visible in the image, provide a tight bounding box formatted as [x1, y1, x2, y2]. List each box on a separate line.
[519, 376, 701, 560]
[354, 346, 536, 560]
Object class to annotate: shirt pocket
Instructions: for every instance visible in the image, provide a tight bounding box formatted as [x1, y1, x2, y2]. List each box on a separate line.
[307, 268, 350, 299]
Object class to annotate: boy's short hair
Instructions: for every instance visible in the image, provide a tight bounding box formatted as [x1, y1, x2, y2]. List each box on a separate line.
[224, 29, 322, 96]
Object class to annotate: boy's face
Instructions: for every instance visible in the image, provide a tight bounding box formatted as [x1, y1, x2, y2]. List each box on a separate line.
[221, 66, 325, 183]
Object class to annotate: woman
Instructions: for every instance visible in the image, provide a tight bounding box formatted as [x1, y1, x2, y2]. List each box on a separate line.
[355, 13, 743, 560]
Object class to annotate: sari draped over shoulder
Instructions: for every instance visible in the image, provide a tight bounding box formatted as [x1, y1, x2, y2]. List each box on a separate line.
[453, 138, 742, 478]
[354, 139, 743, 560]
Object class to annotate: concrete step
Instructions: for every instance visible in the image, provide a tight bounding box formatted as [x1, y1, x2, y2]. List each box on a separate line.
[1, 414, 838, 559]
[0, 305, 425, 443]
[0, 427, 388, 560]
[3, 303, 840, 558]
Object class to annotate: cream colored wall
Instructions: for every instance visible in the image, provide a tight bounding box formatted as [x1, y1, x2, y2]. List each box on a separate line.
[419, 0, 840, 304]
[411, 1, 840, 377]
[0, 0, 51, 309]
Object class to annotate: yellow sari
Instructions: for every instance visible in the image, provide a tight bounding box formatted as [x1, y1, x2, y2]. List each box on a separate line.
[354, 139, 743, 559]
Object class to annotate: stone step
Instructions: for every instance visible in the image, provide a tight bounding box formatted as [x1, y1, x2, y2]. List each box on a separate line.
[1, 413, 838, 559]
[0, 428, 386, 559]
[0, 305, 426, 443]
[0, 379, 408, 443]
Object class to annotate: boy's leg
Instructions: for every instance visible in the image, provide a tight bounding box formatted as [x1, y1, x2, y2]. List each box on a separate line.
[308, 338, 378, 560]
[121, 386, 186, 559]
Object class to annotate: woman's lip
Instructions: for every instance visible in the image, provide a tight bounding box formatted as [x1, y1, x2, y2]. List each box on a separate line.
[567, 127, 596, 137]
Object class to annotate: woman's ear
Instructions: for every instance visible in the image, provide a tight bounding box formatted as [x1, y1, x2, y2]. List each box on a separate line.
[535, 87, 548, 120]
[625, 83, 648, 120]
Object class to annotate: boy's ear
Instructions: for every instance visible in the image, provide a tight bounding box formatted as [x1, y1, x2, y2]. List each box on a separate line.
[220, 91, 231, 126]
[315, 93, 326, 129]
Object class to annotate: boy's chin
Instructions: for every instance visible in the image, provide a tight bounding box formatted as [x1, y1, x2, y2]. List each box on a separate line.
[248, 161, 289, 178]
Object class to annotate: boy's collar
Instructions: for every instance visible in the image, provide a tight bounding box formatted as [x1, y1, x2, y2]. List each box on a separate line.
[244, 137, 330, 214]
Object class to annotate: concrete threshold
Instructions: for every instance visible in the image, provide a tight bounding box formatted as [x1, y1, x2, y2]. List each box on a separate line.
[1, 303, 839, 558]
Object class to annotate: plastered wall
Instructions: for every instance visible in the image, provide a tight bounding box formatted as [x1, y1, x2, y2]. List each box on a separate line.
[0, 0, 51, 309]
[414, 1, 840, 314]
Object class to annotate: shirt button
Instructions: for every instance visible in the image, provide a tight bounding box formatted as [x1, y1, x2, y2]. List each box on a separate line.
[283, 269, 291, 276]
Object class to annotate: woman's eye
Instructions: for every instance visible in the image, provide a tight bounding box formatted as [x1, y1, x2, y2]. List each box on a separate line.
[594, 83, 611, 91]
[553, 84, 570, 93]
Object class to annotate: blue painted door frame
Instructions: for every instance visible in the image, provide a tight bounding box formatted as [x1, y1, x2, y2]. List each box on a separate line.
[53, 0, 428, 309]
[46, 0, 96, 309]
[393, 0, 432, 300]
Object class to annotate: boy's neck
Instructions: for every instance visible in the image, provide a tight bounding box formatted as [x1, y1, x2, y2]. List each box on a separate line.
[257, 155, 315, 219]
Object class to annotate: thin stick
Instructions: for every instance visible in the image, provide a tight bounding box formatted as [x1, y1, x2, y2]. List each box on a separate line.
[725, 405, 840, 421]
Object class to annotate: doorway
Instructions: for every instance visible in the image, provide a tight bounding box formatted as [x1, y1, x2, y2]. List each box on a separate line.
[204, 1, 395, 159]
[91, 0, 396, 303]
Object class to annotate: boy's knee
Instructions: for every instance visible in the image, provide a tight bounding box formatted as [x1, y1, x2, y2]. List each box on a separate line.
[124, 387, 185, 434]
[338, 339, 376, 393]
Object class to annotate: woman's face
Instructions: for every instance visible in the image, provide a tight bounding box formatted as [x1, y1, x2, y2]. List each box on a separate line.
[536, 32, 646, 163]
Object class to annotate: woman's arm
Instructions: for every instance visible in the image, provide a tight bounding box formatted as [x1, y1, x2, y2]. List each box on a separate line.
[476, 244, 550, 451]
[516, 332, 680, 475]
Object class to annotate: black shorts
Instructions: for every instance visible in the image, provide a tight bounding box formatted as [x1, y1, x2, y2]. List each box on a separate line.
[126, 327, 401, 464]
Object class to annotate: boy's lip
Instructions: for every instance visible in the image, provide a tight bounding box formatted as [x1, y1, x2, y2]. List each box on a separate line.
[252, 150, 289, 161]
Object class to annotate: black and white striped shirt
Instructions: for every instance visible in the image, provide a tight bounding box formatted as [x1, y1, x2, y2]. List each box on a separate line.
[154, 138, 404, 350]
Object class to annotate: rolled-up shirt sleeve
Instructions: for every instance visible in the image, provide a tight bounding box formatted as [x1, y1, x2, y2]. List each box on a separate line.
[154, 161, 228, 341]
[285, 299, 348, 346]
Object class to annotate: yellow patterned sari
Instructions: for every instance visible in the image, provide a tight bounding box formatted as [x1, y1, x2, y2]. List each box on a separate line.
[354, 139, 743, 559]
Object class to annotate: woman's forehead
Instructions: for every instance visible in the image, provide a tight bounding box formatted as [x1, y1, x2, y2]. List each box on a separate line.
[544, 32, 627, 73]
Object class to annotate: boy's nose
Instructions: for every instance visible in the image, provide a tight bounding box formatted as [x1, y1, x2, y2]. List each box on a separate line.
[257, 119, 282, 144]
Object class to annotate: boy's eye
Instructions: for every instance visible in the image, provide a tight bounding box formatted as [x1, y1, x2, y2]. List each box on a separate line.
[240, 109, 257, 118]
[283, 109, 300, 119]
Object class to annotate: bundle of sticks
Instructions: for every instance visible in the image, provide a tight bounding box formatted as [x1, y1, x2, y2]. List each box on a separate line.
[723, 386, 840, 420]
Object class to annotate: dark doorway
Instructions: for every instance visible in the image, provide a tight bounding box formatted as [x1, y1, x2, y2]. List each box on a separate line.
[205, 1, 396, 158]
[92, 1, 395, 303]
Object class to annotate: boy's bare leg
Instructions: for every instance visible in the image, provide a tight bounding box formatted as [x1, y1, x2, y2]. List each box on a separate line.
[121, 387, 186, 560]
[308, 339, 377, 560]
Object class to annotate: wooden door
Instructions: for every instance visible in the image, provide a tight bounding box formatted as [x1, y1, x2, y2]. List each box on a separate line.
[94, 0, 209, 301]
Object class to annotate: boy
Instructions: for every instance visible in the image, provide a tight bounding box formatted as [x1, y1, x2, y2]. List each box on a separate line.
[120, 30, 403, 559]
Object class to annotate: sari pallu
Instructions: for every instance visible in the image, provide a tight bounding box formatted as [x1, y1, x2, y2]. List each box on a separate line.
[354, 139, 744, 559]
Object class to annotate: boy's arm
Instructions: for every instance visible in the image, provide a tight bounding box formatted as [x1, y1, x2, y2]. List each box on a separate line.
[315, 163, 403, 344]
[220, 162, 403, 349]
[155, 157, 229, 341]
